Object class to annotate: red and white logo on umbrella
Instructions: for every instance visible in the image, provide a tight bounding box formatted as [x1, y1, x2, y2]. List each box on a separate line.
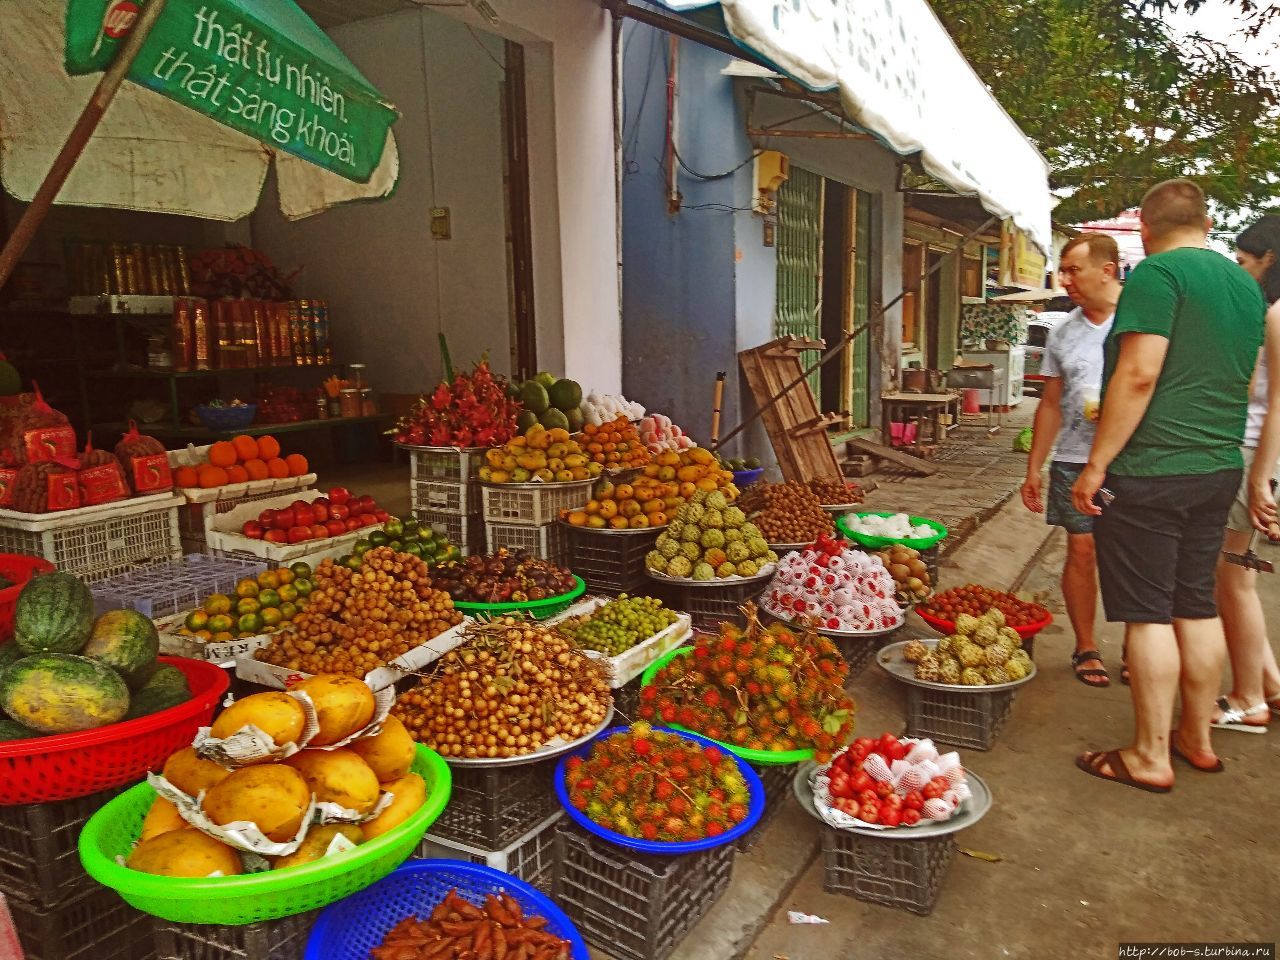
[102, 1, 140, 39]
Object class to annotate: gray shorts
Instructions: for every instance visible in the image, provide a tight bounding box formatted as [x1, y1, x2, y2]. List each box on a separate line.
[1047, 462, 1094, 535]
[1227, 447, 1280, 533]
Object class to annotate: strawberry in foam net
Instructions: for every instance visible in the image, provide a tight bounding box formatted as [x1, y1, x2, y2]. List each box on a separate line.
[764, 534, 904, 632]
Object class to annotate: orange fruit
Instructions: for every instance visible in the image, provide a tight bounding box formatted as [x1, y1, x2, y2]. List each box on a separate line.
[198, 465, 229, 489]
[231, 435, 258, 462]
[225, 465, 249, 484]
[567, 511, 588, 527]
[285, 454, 309, 477]
[244, 458, 269, 481]
[257, 435, 281, 460]
[266, 458, 290, 479]
[208, 441, 237, 468]
[629, 514, 649, 529]
[609, 516, 630, 530]
[174, 466, 199, 488]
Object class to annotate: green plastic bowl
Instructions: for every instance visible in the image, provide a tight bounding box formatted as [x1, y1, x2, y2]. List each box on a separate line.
[78, 745, 451, 925]
[451, 576, 586, 620]
[639, 648, 814, 766]
[837, 512, 948, 550]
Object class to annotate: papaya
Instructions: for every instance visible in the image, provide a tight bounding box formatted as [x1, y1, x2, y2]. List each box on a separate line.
[139, 797, 187, 841]
[126, 827, 242, 878]
[82, 610, 159, 689]
[360, 772, 425, 841]
[0, 654, 128, 734]
[291, 675, 375, 746]
[210, 691, 306, 749]
[283, 749, 380, 815]
[13, 572, 94, 655]
[269, 824, 363, 871]
[203, 764, 311, 842]
[347, 715, 415, 782]
[162, 746, 232, 796]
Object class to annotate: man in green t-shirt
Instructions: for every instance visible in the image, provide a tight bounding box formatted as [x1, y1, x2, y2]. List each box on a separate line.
[1071, 179, 1265, 794]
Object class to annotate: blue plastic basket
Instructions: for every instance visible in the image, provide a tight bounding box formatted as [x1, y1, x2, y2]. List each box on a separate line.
[195, 403, 257, 430]
[732, 467, 764, 488]
[554, 726, 765, 855]
[305, 860, 589, 960]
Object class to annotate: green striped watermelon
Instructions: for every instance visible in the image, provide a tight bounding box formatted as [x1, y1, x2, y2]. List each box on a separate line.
[82, 610, 159, 689]
[124, 663, 191, 720]
[0, 716, 38, 740]
[13, 572, 94, 655]
[0, 653, 129, 734]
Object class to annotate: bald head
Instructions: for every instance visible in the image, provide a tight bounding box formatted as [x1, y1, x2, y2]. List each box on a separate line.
[1140, 179, 1209, 244]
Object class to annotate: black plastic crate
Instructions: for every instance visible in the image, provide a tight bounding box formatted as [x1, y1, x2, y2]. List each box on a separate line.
[416, 811, 562, 893]
[904, 685, 1016, 751]
[610, 676, 642, 726]
[553, 823, 734, 960]
[0, 785, 131, 906]
[153, 910, 318, 960]
[832, 633, 893, 680]
[737, 762, 796, 853]
[663, 580, 766, 633]
[567, 526, 660, 595]
[822, 827, 955, 915]
[429, 757, 560, 849]
[9, 884, 155, 960]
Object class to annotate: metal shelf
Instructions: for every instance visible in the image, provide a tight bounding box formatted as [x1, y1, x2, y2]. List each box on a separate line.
[92, 413, 392, 441]
[83, 363, 337, 380]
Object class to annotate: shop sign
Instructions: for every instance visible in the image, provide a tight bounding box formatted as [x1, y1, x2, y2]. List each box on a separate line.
[999, 221, 1047, 290]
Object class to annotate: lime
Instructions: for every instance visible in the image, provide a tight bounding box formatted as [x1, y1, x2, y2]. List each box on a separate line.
[293, 578, 314, 597]
[238, 612, 264, 635]
[277, 583, 299, 604]
[235, 597, 261, 617]
[289, 562, 313, 581]
[184, 609, 209, 632]
[207, 614, 234, 634]
[258, 589, 281, 609]
[261, 607, 284, 628]
[279, 602, 299, 621]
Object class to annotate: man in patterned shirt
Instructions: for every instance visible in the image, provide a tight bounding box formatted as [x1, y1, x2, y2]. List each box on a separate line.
[1020, 233, 1123, 687]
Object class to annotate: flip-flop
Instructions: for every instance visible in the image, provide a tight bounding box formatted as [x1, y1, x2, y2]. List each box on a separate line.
[1071, 650, 1110, 687]
[1170, 731, 1224, 773]
[1075, 749, 1172, 794]
[1210, 696, 1268, 734]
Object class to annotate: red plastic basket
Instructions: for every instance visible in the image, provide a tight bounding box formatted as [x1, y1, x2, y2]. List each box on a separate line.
[0, 656, 228, 805]
[916, 607, 1051, 640]
[0, 554, 56, 641]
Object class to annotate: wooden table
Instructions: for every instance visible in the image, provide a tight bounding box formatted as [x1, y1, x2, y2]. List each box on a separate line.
[880, 392, 962, 450]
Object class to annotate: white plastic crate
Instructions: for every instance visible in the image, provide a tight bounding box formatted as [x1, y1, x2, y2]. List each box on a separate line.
[415, 509, 485, 556]
[410, 479, 478, 516]
[545, 597, 692, 688]
[90, 554, 266, 618]
[205, 489, 362, 569]
[0, 493, 183, 584]
[416, 811, 562, 893]
[403, 445, 486, 483]
[177, 486, 316, 554]
[486, 521, 568, 565]
[480, 480, 592, 526]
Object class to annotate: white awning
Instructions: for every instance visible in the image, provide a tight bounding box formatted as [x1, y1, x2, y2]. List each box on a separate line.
[654, 0, 1054, 256]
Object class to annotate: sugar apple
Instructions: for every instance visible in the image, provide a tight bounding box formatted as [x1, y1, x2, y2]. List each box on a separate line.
[680, 525, 702, 544]
[765, 550, 779, 564]
[700, 528, 726, 550]
[706, 490, 728, 512]
[1009, 650, 1032, 672]
[681, 541, 702, 561]
[994, 638, 1018, 661]
[658, 537, 681, 560]
[703, 509, 725, 529]
[645, 551, 667, 573]
[726, 541, 750, 564]
[691, 490, 709, 505]
[682, 503, 705, 525]
[666, 556, 693, 578]
[1004, 658, 1028, 681]
[737, 559, 759, 577]
[983, 665, 1010, 685]
[724, 528, 744, 543]
[747, 537, 770, 558]
[983, 644, 1010, 667]
[958, 642, 985, 668]
[939, 659, 962, 685]
[960, 667, 986, 686]
[973, 623, 999, 647]
[983, 607, 1007, 627]
[999, 626, 1021, 645]
[903, 639, 930, 663]
[954, 613, 980, 636]
[914, 655, 942, 683]
[741, 522, 762, 540]
[692, 562, 715, 582]
[716, 562, 738, 578]
[723, 505, 746, 528]
[935, 636, 955, 657]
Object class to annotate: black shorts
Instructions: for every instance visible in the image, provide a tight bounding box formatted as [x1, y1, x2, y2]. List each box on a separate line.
[1093, 469, 1240, 624]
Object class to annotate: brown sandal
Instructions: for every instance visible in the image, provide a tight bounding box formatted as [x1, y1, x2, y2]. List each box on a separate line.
[1075, 749, 1172, 793]
[1170, 732, 1224, 773]
[1071, 650, 1110, 688]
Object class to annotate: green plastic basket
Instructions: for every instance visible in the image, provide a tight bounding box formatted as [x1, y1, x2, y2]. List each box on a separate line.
[450, 575, 586, 620]
[77, 745, 451, 925]
[837, 512, 948, 550]
[639, 648, 814, 766]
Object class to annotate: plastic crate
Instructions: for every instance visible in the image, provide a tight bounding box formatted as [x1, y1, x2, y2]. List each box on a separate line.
[152, 910, 318, 960]
[663, 579, 767, 632]
[0, 786, 131, 907]
[610, 675, 642, 725]
[485, 521, 568, 566]
[176, 487, 312, 554]
[833, 633, 892, 680]
[0, 494, 182, 584]
[553, 822, 735, 960]
[415, 811, 563, 893]
[91, 554, 266, 619]
[481, 481, 592, 526]
[904, 685, 1016, 751]
[737, 762, 796, 853]
[429, 757, 560, 850]
[410, 478, 478, 515]
[10, 885, 155, 960]
[414, 509, 485, 556]
[822, 828, 956, 915]
[405, 446, 485, 483]
[566, 525, 660, 595]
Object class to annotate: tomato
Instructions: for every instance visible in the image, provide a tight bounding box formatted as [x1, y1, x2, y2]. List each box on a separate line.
[328, 486, 351, 505]
[902, 808, 922, 826]
[879, 807, 902, 828]
[904, 791, 924, 811]
[241, 521, 264, 539]
[258, 509, 276, 527]
[287, 525, 313, 544]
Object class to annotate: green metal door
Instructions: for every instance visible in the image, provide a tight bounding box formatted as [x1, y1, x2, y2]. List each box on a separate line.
[849, 190, 873, 427]
[775, 166, 824, 404]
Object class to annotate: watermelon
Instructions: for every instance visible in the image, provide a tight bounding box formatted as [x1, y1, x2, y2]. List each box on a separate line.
[0, 654, 129, 734]
[13, 572, 94, 655]
[0, 642, 21, 674]
[0, 716, 38, 741]
[82, 610, 160, 689]
[124, 663, 191, 720]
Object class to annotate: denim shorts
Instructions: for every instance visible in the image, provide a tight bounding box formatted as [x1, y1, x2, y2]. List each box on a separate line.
[1047, 462, 1094, 535]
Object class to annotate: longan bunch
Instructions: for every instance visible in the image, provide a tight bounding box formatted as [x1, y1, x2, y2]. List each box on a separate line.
[807, 477, 863, 506]
[393, 617, 611, 760]
[739, 481, 833, 543]
[255, 548, 462, 676]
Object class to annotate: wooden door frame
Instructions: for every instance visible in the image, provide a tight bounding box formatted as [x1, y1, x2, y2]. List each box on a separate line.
[502, 40, 537, 380]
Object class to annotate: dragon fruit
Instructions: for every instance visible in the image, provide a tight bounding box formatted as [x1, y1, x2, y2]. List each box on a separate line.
[389, 359, 521, 448]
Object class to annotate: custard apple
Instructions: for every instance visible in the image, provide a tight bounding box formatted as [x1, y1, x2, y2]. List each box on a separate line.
[958, 642, 985, 668]
[737, 559, 760, 577]
[716, 562, 738, 578]
[700, 528, 726, 550]
[666, 556, 693, 578]
[682, 503, 705, 525]
[994, 638, 1018, 661]
[724, 528, 745, 543]
[658, 537, 681, 560]
[1004, 658, 1028, 681]
[692, 562, 715, 582]
[1009, 650, 1032, 672]
[960, 667, 987, 686]
[903, 639, 930, 663]
[936, 636, 955, 657]
[691, 490, 709, 505]
[681, 541, 702, 561]
[680, 525, 702, 544]
[726, 541, 750, 564]
[973, 624, 999, 647]
[723, 505, 746, 528]
[645, 551, 667, 573]
[741, 522, 762, 540]
[939, 659, 962, 684]
[666, 519, 685, 538]
[914, 655, 942, 683]
[703, 509, 725, 529]
[983, 607, 1007, 627]
[983, 665, 1010, 685]
[983, 644, 1010, 667]
[706, 490, 728, 512]
[999, 626, 1021, 645]
[747, 537, 770, 558]
[955, 613, 981, 636]
[765, 550, 779, 564]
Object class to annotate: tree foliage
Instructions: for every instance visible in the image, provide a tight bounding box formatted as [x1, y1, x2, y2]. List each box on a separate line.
[931, 0, 1280, 224]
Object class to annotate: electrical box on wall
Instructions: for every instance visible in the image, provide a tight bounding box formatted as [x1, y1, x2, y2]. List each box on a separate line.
[430, 208, 451, 240]
[753, 151, 789, 215]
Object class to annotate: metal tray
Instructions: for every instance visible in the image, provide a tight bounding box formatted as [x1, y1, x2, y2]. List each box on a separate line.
[876, 639, 1036, 692]
[645, 564, 776, 587]
[439, 702, 615, 768]
[759, 601, 904, 639]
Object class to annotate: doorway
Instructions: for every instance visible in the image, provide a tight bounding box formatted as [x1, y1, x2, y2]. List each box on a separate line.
[819, 183, 874, 428]
[925, 249, 944, 370]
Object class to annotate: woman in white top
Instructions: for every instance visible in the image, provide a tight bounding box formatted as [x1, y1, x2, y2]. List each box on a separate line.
[1213, 215, 1280, 733]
